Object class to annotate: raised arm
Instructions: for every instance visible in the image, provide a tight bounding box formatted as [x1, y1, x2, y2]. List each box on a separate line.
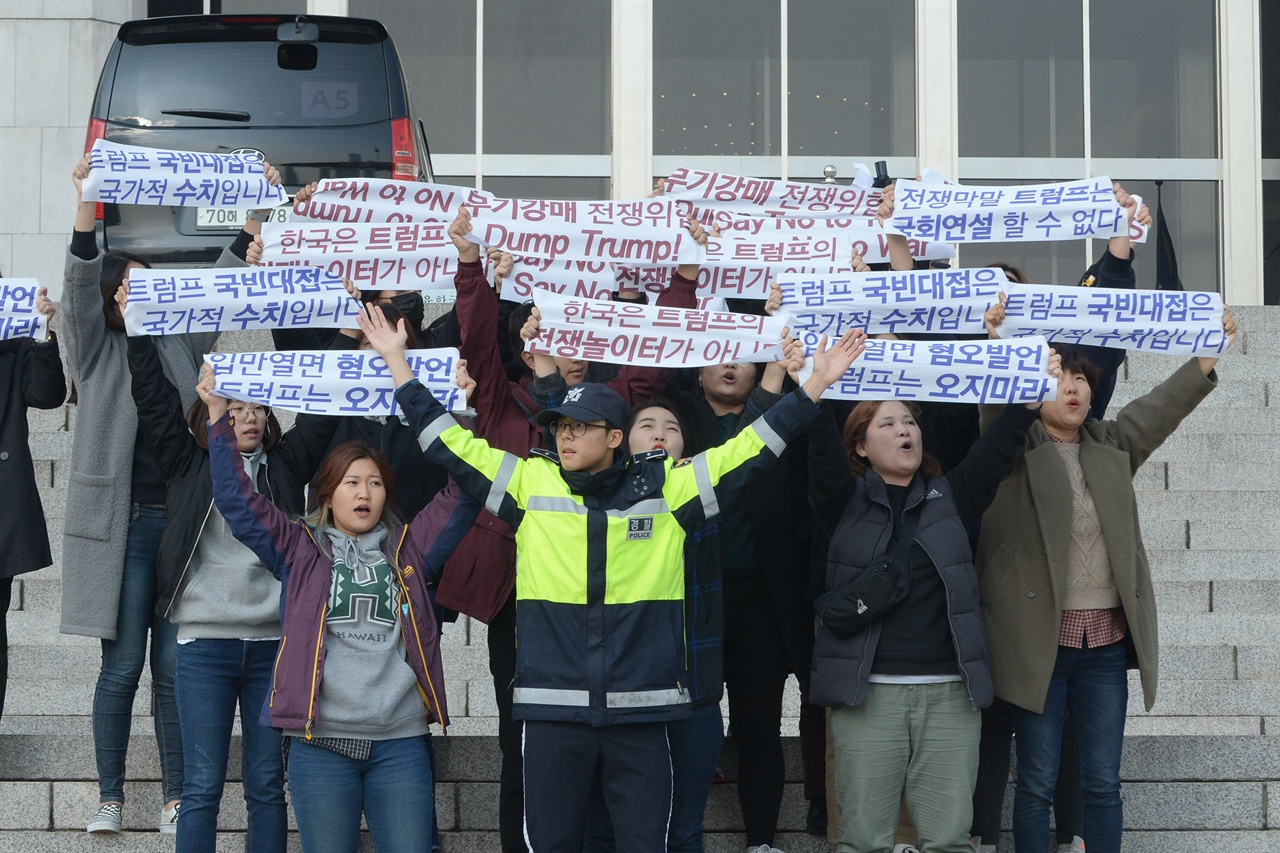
[402, 479, 483, 584]
[945, 404, 1040, 528]
[126, 332, 202, 481]
[805, 403, 858, 539]
[21, 288, 67, 409]
[61, 155, 109, 381]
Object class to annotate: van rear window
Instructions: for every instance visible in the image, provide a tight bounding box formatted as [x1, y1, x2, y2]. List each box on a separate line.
[108, 41, 391, 128]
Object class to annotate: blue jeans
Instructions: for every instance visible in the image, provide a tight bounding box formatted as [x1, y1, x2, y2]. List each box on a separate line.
[583, 704, 725, 853]
[93, 504, 183, 803]
[288, 735, 434, 853]
[1012, 640, 1128, 853]
[175, 639, 285, 853]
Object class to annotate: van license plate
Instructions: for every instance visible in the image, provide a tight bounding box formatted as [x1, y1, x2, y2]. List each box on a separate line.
[195, 205, 290, 230]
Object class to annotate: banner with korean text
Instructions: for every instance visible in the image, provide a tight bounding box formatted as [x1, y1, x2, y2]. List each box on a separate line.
[999, 283, 1226, 356]
[259, 221, 459, 290]
[805, 337, 1056, 404]
[205, 348, 466, 417]
[778, 267, 1007, 341]
[0, 281, 48, 341]
[83, 139, 285, 208]
[528, 289, 788, 367]
[888, 176, 1146, 244]
[125, 267, 361, 336]
[293, 178, 493, 224]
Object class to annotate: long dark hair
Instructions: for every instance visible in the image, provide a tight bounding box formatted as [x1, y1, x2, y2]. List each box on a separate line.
[841, 400, 942, 480]
[101, 251, 149, 333]
[305, 441, 401, 531]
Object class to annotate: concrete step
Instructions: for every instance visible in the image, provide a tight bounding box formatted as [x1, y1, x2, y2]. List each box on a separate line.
[1148, 549, 1280, 581]
[1130, 679, 1280, 717]
[1111, 379, 1267, 409]
[3, 679, 152, 718]
[1137, 491, 1280, 521]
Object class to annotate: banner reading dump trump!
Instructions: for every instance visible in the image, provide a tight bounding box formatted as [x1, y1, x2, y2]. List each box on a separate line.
[528, 289, 789, 367]
[205, 348, 466, 418]
[805, 337, 1056, 405]
[999, 283, 1226, 356]
[83, 139, 285, 208]
[0, 281, 48, 341]
[125, 267, 362, 336]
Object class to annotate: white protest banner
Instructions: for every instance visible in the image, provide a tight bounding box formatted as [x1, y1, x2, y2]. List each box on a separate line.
[704, 218, 955, 271]
[83, 139, 285, 208]
[125, 267, 361, 336]
[805, 337, 1056, 405]
[500, 257, 619, 303]
[888, 176, 1144, 244]
[465, 198, 704, 266]
[260, 221, 459, 290]
[0, 280, 48, 341]
[999, 283, 1226, 357]
[528, 288, 787, 368]
[294, 178, 493, 224]
[778, 267, 1006, 341]
[663, 167, 882, 219]
[206, 348, 466, 417]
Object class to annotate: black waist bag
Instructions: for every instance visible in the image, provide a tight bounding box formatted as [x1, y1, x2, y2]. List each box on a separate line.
[814, 511, 918, 639]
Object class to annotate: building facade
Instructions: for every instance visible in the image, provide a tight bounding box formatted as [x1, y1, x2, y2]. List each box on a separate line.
[2, 0, 1273, 304]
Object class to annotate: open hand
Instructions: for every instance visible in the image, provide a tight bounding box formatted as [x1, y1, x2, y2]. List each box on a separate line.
[809, 328, 868, 389]
[355, 300, 408, 359]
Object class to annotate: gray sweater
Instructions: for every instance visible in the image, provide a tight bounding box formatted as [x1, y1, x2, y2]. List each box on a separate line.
[59, 242, 228, 639]
[171, 448, 282, 641]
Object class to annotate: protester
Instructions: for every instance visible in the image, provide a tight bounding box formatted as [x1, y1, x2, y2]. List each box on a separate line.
[807, 302, 1062, 852]
[201, 360, 478, 852]
[60, 154, 228, 834]
[120, 275, 345, 851]
[0, 285, 65, 722]
[359, 299, 865, 853]
[978, 298, 1235, 853]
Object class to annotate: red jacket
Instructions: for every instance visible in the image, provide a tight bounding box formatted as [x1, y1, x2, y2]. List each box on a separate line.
[433, 260, 697, 622]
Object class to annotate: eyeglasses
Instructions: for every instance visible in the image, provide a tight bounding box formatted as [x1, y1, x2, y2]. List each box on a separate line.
[228, 404, 269, 419]
[548, 420, 609, 438]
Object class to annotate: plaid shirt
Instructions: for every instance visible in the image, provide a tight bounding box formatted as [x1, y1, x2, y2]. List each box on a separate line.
[1059, 607, 1127, 648]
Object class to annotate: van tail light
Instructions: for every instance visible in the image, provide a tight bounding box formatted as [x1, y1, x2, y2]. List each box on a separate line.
[84, 118, 106, 220]
[391, 117, 418, 180]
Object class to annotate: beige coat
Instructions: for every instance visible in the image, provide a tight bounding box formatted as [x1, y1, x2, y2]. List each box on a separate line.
[976, 358, 1216, 713]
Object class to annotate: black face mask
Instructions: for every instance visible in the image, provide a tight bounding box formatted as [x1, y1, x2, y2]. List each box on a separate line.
[389, 292, 425, 331]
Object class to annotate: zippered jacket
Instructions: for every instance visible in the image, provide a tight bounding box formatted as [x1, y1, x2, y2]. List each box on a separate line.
[126, 334, 339, 619]
[807, 403, 1039, 710]
[397, 378, 822, 726]
[208, 412, 479, 733]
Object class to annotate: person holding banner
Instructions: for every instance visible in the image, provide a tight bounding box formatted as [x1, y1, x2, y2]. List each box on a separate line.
[448, 205, 707, 852]
[63, 153, 217, 834]
[358, 300, 866, 853]
[977, 299, 1235, 853]
[0, 285, 65, 723]
[806, 338, 1063, 853]
[200, 362, 480, 853]
[119, 279, 344, 852]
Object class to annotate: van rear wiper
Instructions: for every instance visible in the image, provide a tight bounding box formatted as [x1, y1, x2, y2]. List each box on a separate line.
[161, 109, 251, 122]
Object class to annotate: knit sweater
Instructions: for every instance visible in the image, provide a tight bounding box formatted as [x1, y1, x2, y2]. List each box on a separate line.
[1056, 442, 1121, 611]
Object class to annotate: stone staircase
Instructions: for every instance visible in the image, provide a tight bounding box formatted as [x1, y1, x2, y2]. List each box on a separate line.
[5, 312, 1280, 850]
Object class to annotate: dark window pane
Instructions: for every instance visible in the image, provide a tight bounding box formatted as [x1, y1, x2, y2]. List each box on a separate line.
[352, 0, 476, 153]
[1266, 182, 1280, 304]
[1263, 0, 1280, 159]
[483, 1, 610, 155]
[788, 0, 915, 157]
[483, 177, 611, 200]
[1090, 0, 1216, 158]
[958, 0, 1083, 157]
[654, 0, 781, 156]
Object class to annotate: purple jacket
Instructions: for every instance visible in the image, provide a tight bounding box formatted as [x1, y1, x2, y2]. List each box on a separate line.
[208, 413, 478, 734]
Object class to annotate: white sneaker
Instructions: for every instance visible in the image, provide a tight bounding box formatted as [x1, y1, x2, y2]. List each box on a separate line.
[87, 802, 123, 834]
[1057, 837, 1085, 853]
[893, 846, 920, 853]
[159, 802, 180, 835]
[746, 846, 786, 853]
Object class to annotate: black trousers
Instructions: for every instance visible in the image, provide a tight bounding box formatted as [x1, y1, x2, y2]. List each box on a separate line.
[971, 696, 1083, 846]
[488, 594, 525, 853]
[0, 577, 11, 721]
[522, 720, 672, 853]
[723, 576, 791, 847]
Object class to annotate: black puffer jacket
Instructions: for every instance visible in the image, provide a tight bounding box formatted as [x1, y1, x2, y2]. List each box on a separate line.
[126, 335, 338, 618]
[807, 403, 1039, 709]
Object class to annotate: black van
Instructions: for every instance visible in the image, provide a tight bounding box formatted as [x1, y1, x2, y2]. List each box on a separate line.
[86, 14, 433, 264]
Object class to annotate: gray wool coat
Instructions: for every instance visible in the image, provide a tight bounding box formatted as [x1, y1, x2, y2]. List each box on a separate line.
[59, 245, 228, 639]
[976, 358, 1216, 714]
